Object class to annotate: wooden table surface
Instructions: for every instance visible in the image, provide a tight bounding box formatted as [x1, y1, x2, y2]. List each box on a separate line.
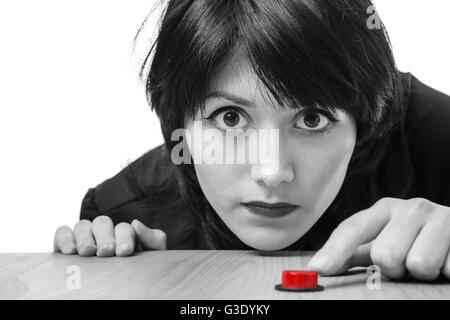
[1, 251, 449, 300]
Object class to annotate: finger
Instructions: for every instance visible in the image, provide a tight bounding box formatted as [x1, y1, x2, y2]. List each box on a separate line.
[131, 219, 167, 250]
[310, 241, 374, 275]
[369, 210, 424, 279]
[54, 226, 77, 254]
[91, 216, 116, 257]
[443, 247, 450, 280]
[307, 199, 393, 275]
[347, 241, 374, 269]
[73, 220, 97, 257]
[114, 223, 136, 257]
[405, 217, 450, 281]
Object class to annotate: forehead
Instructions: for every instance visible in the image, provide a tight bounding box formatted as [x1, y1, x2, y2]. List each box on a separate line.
[206, 55, 279, 108]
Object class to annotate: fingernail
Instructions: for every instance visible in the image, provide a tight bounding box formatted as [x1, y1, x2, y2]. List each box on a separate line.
[61, 244, 75, 254]
[97, 243, 114, 256]
[101, 243, 113, 250]
[309, 255, 332, 271]
[117, 243, 132, 255]
[79, 243, 96, 256]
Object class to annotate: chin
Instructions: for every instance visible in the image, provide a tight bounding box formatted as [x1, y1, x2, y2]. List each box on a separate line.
[240, 234, 298, 251]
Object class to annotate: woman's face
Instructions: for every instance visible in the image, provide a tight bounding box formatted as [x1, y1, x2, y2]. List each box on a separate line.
[184, 56, 357, 250]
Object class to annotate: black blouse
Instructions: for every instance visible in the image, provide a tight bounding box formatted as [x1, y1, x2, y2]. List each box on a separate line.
[79, 72, 450, 250]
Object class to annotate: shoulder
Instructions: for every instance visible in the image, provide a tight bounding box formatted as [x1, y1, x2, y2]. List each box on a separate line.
[403, 73, 450, 163]
[404, 73, 450, 133]
[80, 144, 205, 249]
[402, 73, 450, 205]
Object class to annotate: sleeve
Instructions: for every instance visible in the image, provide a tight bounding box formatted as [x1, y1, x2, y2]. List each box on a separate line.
[79, 144, 202, 249]
[405, 75, 450, 206]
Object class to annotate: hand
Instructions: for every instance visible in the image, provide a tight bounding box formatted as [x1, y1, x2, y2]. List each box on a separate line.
[53, 216, 167, 257]
[307, 197, 450, 281]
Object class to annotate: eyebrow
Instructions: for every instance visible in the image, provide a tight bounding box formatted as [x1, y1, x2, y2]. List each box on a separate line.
[205, 91, 255, 108]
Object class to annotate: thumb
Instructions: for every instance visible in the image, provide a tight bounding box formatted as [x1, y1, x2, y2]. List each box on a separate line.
[131, 219, 167, 250]
[307, 241, 373, 275]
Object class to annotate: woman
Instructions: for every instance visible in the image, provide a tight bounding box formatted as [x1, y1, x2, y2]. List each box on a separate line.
[54, 0, 450, 281]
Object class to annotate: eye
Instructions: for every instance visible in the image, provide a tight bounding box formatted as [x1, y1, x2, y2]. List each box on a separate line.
[294, 111, 331, 131]
[207, 107, 250, 130]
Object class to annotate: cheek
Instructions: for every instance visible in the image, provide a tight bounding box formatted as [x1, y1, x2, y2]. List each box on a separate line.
[295, 126, 356, 210]
[185, 121, 251, 212]
[193, 163, 245, 210]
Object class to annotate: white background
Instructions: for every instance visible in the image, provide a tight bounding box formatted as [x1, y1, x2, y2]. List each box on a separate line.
[0, 0, 449, 253]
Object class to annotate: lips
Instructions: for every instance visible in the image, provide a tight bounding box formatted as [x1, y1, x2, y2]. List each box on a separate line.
[241, 201, 299, 218]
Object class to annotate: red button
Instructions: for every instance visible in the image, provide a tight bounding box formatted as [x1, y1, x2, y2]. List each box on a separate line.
[282, 270, 318, 289]
[275, 270, 324, 292]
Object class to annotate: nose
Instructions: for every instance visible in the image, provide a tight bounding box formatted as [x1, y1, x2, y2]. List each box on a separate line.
[250, 154, 295, 187]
